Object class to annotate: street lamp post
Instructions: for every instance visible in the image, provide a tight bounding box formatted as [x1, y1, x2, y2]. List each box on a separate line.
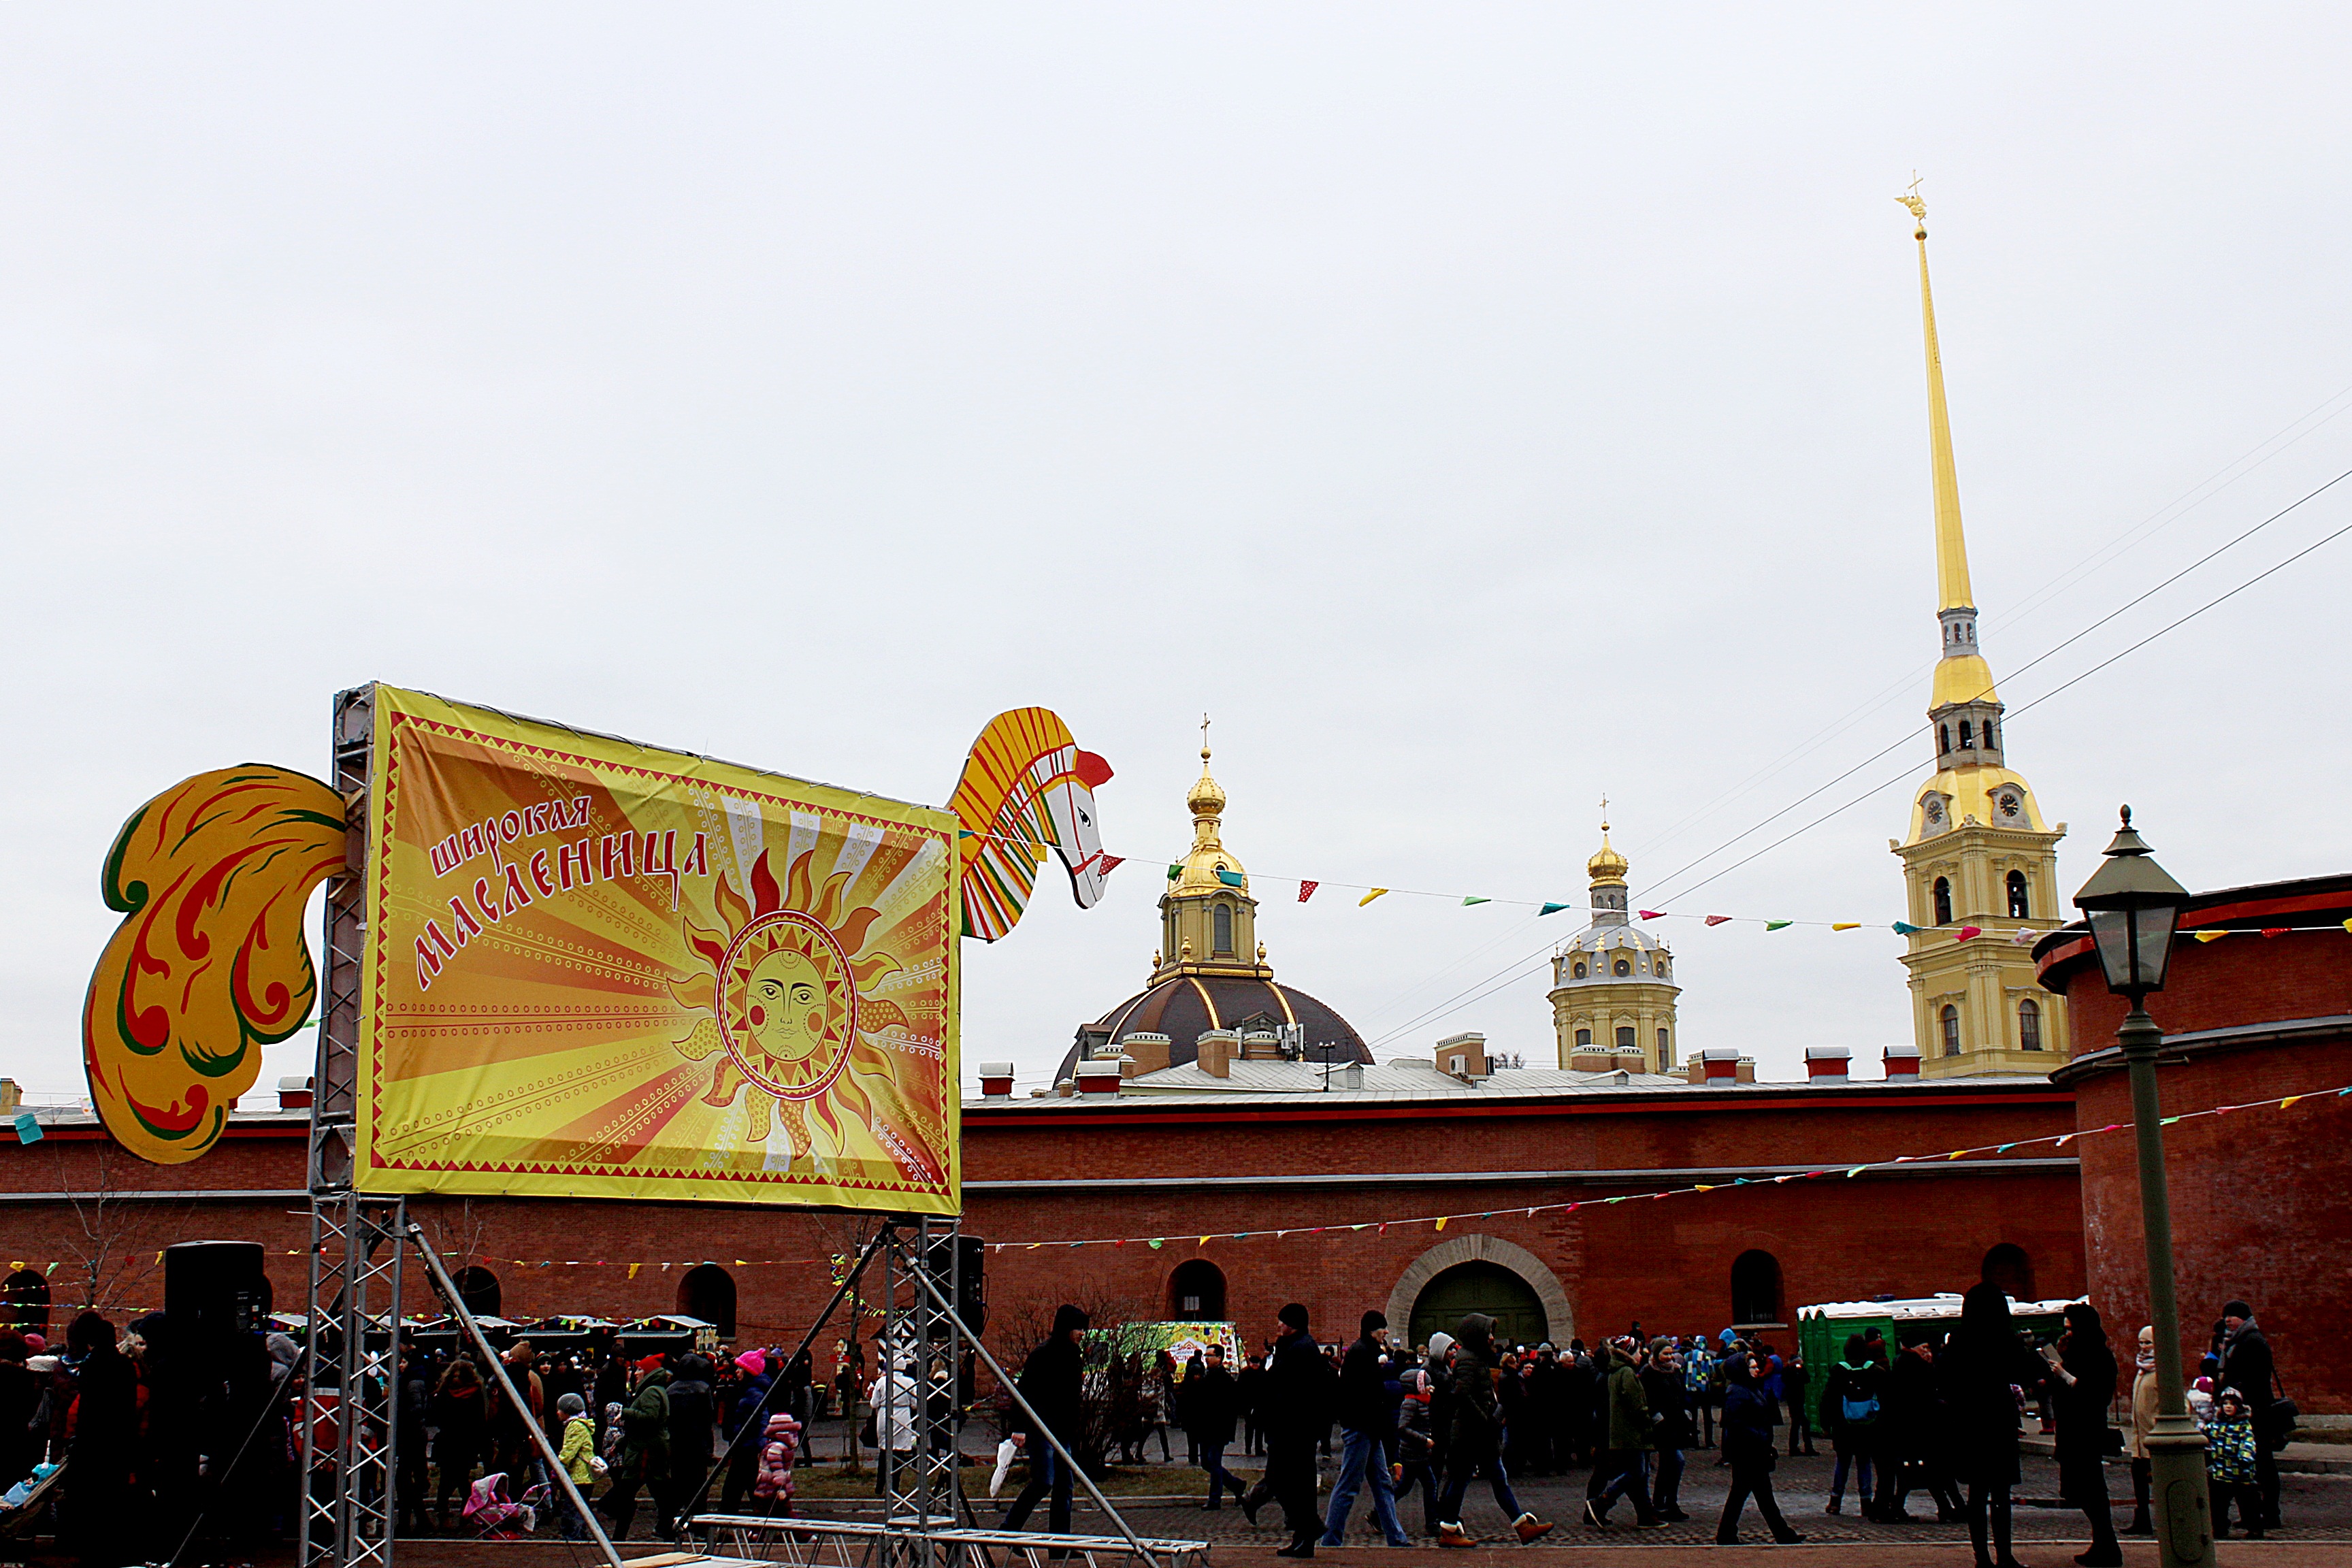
[2072, 806, 2213, 1568]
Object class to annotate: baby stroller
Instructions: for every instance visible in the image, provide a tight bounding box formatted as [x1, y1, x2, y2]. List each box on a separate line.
[462, 1472, 545, 1538]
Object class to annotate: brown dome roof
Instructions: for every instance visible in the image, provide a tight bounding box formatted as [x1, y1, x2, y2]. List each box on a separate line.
[1055, 973, 1371, 1083]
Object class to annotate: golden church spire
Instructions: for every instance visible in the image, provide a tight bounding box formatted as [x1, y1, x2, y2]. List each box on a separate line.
[1890, 182, 2072, 1080]
[1900, 179, 2000, 713]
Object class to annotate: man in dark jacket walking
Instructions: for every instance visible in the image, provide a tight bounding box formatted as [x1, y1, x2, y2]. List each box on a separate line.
[2217, 1299, 2283, 1529]
[665, 1352, 719, 1535]
[1318, 1311, 1411, 1547]
[1434, 1314, 1550, 1547]
[1004, 1305, 1088, 1536]
[1643, 1339, 1693, 1522]
[1584, 1338, 1663, 1529]
[1243, 1304, 1330, 1557]
[1184, 1343, 1247, 1509]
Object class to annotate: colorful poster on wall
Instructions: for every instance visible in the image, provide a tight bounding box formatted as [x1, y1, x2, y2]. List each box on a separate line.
[355, 685, 959, 1213]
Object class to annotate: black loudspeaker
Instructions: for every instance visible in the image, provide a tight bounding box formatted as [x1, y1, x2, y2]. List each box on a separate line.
[957, 1235, 986, 1334]
[164, 1240, 270, 1346]
[919, 1232, 987, 1334]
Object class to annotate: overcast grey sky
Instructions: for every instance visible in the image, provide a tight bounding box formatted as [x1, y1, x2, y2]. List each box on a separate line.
[5, 5, 2348, 1102]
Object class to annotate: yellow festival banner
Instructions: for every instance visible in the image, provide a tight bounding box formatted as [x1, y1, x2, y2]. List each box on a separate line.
[355, 685, 960, 1213]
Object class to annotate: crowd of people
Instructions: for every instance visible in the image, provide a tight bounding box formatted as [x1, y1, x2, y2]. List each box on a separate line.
[0, 1286, 2298, 1567]
[1031, 1286, 2296, 1565]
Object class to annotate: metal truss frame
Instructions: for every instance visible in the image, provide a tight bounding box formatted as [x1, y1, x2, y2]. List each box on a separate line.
[301, 686, 404, 1568]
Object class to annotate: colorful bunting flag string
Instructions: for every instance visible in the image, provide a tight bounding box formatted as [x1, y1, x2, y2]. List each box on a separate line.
[35, 1076, 2342, 1284]
[947, 826, 2352, 943]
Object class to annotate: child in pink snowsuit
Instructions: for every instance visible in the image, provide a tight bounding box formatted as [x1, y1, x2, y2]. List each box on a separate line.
[752, 1411, 801, 1515]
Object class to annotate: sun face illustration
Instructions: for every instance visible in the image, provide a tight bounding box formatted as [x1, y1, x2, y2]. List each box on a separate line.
[670, 846, 934, 1177]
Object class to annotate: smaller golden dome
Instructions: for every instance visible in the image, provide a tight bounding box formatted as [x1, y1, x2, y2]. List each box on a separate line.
[1188, 747, 1226, 817]
[1587, 822, 1629, 885]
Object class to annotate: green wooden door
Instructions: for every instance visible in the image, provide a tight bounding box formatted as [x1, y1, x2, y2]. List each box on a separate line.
[1409, 1261, 1550, 1352]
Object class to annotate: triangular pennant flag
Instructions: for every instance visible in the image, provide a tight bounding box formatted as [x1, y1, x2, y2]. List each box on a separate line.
[2342, 918, 2352, 934]
[1704, 914, 1733, 927]
[2010, 926, 2036, 945]
[1197, 1236, 1211, 1247]
[1298, 881, 1318, 902]
[2281, 1096, 2302, 1109]
[1539, 902, 1571, 915]
[2160, 1115, 2180, 1126]
[2261, 927, 2289, 938]
[1893, 920, 1920, 935]
[1846, 1166, 1867, 1177]
[1765, 920, 1792, 932]
[1359, 888, 1389, 907]
[1147, 1239, 1164, 1249]
[2195, 930, 2227, 943]
[1638, 909, 1665, 920]
[627, 1264, 642, 1280]
[1216, 868, 1247, 887]
[1167, 864, 1182, 881]
[1831, 922, 1860, 931]
[957, 830, 975, 839]
[1955, 926, 1984, 941]
[1433, 1216, 1447, 1230]
[1463, 896, 1490, 906]
[1694, 1184, 1715, 1192]
[1096, 855, 1124, 875]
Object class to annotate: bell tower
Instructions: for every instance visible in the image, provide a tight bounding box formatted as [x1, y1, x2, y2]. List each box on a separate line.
[1889, 185, 2070, 1077]
[1149, 721, 1271, 984]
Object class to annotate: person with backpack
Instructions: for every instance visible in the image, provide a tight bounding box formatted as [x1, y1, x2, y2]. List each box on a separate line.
[1820, 1335, 1883, 1517]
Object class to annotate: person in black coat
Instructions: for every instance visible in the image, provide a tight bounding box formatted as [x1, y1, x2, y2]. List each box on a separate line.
[1318, 1311, 1409, 1548]
[2048, 1303, 2121, 1568]
[1183, 1343, 1246, 1509]
[1714, 1352, 1802, 1545]
[2215, 1299, 2282, 1529]
[1939, 1283, 2046, 1568]
[63, 1312, 139, 1568]
[1243, 1304, 1333, 1557]
[1004, 1305, 1088, 1536]
[666, 1352, 719, 1535]
[1872, 1329, 1961, 1522]
[1642, 1340, 1693, 1522]
[0, 1333, 40, 1497]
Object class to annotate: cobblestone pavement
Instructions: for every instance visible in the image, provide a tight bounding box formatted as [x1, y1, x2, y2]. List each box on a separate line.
[977, 1449, 2352, 1552]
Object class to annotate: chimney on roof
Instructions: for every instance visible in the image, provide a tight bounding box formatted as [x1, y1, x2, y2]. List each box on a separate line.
[1437, 1031, 1490, 1081]
[1075, 1059, 1124, 1095]
[1120, 1032, 1171, 1076]
[0, 1079, 18, 1115]
[278, 1075, 316, 1111]
[1882, 1043, 1923, 1079]
[1328, 1062, 1365, 1090]
[977, 1062, 1016, 1098]
[1699, 1045, 1742, 1085]
[1196, 1029, 1237, 1078]
[1804, 1045, 1851, 1084]
[1240, 1028, 1281, 1061]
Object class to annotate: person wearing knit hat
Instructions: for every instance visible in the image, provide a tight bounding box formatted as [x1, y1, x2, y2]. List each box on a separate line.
[552, 1392, 598, 1541]
[1002, 1305, 1088, 1537]
[1318, 1309, 1411, 1548]
[1245, 1303, 1329, 1556]
[604, 1354, 674, 1541]
[2216, 1299, 2283, 1529]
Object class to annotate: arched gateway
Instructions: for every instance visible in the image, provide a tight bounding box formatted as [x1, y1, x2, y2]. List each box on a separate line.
[1386, 1234, 1573, 1351]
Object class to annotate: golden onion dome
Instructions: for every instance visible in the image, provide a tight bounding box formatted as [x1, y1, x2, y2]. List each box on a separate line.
[1587, 823, 1629, 886]
[1187, 748, 1226, 817]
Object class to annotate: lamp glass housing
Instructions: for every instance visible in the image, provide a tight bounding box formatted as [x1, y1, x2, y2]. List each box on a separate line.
[2086, 904, 2179, 994]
